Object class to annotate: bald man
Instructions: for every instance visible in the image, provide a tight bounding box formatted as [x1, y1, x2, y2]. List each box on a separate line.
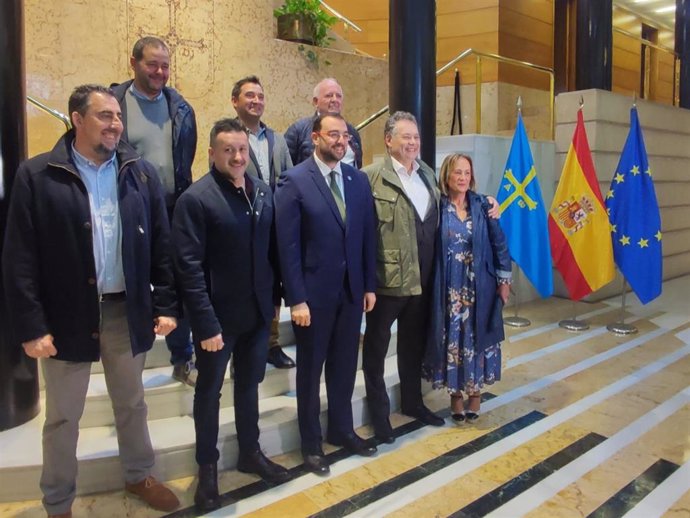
[284, 78, 363, 168]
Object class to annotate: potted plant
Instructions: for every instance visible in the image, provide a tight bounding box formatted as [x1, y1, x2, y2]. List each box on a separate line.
[274, 0, 337, 47]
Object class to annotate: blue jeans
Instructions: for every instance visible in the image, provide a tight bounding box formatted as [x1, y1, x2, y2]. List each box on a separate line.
[165, 316, 193, 365]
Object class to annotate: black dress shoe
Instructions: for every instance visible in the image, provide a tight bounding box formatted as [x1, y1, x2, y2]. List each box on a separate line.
[237, 449, 290, 483]
[267, 346, 296, 369]
[302, 450, 330, 476]
[402, 405, 445, 427]
[375, 431, 396, 444]
[194, 463, 220, 512]
[373, 420, 396, 444]
[329, 433, 378, 456]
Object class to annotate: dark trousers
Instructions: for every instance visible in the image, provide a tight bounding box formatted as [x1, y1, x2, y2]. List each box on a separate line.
[293, 297, 362, 453]
[165, 316, 193, 364]
[193, 324, 269, 465]
[362, 292, 430, 431]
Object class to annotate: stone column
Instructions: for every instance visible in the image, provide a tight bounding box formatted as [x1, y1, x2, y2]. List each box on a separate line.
[0, 0, 39, 431]
[677, 0, 690, 108]
[389, 0, 436, 169]
[576, 0, 613, 90]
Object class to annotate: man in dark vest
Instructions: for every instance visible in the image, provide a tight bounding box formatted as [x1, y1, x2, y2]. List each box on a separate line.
[231, 75, 295, 369]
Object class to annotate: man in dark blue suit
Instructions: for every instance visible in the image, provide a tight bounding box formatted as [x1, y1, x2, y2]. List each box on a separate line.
[274, 113, 378, 475]
[172, 119, 289, 511]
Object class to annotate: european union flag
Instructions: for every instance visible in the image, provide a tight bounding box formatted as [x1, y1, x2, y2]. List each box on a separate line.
[496, 113, 553, 297]
[605, 108, 662, 304]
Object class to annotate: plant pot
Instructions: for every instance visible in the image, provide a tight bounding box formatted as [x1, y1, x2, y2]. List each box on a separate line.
[276, 13, 316, 45]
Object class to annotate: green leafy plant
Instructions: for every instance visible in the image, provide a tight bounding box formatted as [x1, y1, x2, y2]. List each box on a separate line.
[297, 44, 332, 68]
[274, 0, 338, 48]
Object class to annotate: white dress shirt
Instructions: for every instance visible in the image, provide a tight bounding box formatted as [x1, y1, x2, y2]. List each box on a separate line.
[314, 153, 345, 199]
[390, 156, 430, 219]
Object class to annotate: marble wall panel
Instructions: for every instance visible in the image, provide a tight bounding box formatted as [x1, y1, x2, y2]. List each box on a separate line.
[23, 0, 388, 178]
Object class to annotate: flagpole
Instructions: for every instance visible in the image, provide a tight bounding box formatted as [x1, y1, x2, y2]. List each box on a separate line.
[503, 95, 531, 328]
[559, 300, 590, 331]
[557, 96, 591, 332]
[607, 275, 638, 335]
[504, 266, 531, 327]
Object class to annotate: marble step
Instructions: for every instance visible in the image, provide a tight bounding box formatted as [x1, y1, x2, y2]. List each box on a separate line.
[68, 312, 397, 428]
[89, 308, 298, 375]
[78, 330, 398, 429]
[0, 355, 408, 502]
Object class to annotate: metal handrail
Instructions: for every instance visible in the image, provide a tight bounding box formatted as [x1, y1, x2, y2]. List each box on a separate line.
[320, 0, 362, 32]
[612, 26, 681, 106]
[356, 48, 555, 138]
[27, 96, 71, 130]
[612, 26, 678, 56]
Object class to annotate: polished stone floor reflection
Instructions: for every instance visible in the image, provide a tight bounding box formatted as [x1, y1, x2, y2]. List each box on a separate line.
[2, 276, 689, 518]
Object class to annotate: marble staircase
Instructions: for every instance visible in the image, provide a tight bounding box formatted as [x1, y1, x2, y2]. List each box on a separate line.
[0, 309, 403, 502]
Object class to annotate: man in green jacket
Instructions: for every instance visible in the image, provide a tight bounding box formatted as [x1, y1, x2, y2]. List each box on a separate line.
[362, 111, 498, 442]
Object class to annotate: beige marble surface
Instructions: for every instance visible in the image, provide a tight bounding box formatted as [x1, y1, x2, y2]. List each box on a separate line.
[23, 0, 389, 178]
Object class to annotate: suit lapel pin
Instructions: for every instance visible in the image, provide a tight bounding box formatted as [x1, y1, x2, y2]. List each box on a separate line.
[347, 175, 352, 181]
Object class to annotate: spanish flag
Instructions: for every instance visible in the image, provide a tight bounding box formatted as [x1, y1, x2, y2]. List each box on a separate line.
[548, 109, 614, 300]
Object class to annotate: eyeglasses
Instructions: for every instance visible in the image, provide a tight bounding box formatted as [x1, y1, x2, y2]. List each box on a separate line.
[318, 131, 352, 142]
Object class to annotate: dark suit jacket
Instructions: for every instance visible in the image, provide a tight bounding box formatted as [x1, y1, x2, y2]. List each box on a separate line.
[284, 115, 363, 169]
[172, 170, 279, 340]
[274, 156, 376, 309]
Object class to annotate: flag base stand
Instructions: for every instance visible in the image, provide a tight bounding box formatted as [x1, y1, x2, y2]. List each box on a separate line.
[606, 322, 638, 335]
[504, 268, 531, 328]
[606, 278, 637, 335]
[505, 316, 531, 327]
[559, 319, 589, 331]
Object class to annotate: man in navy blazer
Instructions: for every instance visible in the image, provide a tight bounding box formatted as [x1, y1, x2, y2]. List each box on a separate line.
[274, 113, 377, 475]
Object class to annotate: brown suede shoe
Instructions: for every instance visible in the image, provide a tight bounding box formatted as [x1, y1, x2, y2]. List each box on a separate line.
[125, 475, 180, 512]
[47, 512, 72, 518]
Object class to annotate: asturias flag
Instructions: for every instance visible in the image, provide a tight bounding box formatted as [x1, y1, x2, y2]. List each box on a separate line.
[548, 109, 614, 300]
[496, 112, 553, 298]
[605, 107, 662, 304]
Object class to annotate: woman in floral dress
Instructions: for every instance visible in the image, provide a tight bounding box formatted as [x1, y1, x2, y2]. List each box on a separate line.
[424, 154, 511, 421]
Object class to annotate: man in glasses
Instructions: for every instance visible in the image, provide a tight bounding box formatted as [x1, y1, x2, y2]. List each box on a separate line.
[274, 113, 377, 476]
[284, 78, 363, 168]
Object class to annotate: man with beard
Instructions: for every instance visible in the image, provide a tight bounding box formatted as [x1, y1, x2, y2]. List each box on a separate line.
[172, 118, 289, 512]
[231, 75, 295, 370]
[274, 113, 377, 476]
[3, 84, 180, 517]
[112, 36, 199, 387]
[284, 78, 363, 168]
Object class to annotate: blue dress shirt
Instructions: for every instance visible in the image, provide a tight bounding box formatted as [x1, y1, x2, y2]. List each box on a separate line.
[72, 144, 126, 294]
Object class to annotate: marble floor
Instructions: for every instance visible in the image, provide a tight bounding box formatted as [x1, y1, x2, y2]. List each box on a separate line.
[2, 276, 689, 518]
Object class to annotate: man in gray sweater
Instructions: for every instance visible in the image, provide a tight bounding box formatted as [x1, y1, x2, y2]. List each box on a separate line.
[112, 36, 198, 386]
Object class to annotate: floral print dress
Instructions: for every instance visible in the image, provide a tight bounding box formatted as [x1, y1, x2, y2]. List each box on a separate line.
[442, 203, 501, 394]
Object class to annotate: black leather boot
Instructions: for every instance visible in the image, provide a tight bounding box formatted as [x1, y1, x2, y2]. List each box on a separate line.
[194, 463, 220, 512]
